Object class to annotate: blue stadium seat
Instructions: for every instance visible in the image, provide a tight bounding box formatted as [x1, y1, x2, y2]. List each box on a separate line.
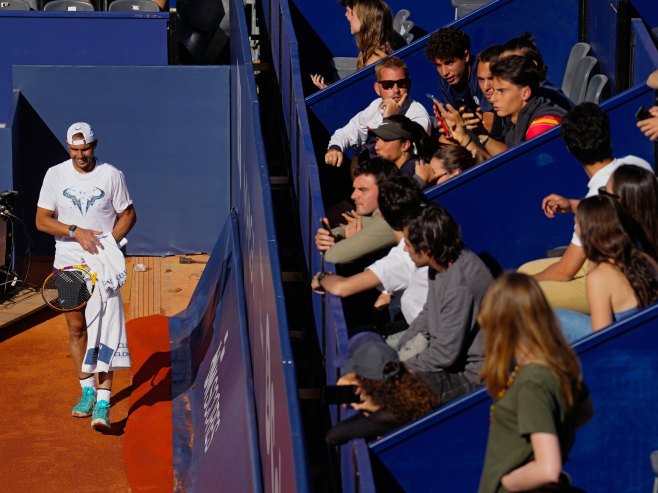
[0, 0, 31, 9]
[451, 0, 492, 19]
[43, 0, 93, 10]
[569, 55, 597, 104]
[561, 42, 591, 98]
[584, 73, 609, 104]
[108, 0, 159, 11]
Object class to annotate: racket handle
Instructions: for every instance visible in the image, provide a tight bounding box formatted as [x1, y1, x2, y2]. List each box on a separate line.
[118, 237, 128, 248]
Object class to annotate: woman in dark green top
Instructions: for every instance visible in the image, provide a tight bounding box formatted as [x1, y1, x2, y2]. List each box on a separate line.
[477, 272, 593, 492]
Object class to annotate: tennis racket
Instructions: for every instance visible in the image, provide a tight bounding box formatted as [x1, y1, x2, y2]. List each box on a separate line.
[41, 265, 97, 312]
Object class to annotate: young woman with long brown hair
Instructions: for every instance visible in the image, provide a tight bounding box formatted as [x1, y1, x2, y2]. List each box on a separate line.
[478, 272, 592, 493]
[556, 194, 658, 341]
[311, 0, 404, 89]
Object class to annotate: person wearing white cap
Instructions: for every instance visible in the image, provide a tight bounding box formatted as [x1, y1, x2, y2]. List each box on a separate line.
[636, 69, 658, 142]
[36, 122, 137, 432]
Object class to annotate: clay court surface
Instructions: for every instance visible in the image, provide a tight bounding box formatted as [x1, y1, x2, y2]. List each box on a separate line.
[0, 254, 208, 492]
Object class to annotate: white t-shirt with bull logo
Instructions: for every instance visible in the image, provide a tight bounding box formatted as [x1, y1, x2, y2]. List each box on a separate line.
[37, 159, 133, 268]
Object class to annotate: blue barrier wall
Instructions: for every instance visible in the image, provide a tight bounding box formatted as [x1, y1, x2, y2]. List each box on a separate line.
[169, 212, 263, 492]
[369, 304, 658, 492]
[586, 0, 623, 92]
[631, 18, 658, 87]
[0, 11, 168, 122]
[9, 65, 230, 256]
[631, 0, 658, 29]
[230, 0, 312, 491]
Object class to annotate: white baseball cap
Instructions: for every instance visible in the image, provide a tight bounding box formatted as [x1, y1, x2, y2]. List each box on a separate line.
[66, 122, 97, 145]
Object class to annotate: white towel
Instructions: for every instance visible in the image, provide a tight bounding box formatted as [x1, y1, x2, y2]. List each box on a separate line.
[81, 234, 131, 373]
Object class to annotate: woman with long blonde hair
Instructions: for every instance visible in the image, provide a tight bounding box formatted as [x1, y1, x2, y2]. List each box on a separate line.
[311, 0, 404, 89]
[478, 272, 592, 493]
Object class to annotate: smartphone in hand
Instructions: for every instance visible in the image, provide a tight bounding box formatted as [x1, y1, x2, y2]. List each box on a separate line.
[323, 385, 360, 404]
[426, 93, 452, 137]
[635, 106, 653, 121]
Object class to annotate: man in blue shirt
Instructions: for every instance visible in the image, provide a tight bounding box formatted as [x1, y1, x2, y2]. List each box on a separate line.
[425, 27, 484, 111]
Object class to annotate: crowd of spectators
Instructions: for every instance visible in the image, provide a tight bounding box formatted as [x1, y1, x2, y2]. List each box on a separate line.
[309, 7, 658, 490]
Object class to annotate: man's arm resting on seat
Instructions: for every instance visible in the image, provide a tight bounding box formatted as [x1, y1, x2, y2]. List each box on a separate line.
[533, 243, 586, 282]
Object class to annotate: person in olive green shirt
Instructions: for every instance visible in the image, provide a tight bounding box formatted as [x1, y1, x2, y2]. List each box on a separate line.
[477, 273, 593, 493]
[315, 158, 398, 264]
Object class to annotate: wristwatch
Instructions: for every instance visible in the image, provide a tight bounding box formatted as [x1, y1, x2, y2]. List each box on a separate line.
[68, 224, 78, 237]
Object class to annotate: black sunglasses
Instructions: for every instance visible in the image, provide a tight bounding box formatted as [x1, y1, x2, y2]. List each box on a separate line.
[377, 78, 410, 90]
[597, 186, 619, 199]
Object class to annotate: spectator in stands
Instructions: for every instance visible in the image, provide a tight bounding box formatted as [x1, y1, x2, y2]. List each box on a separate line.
[311, 0, 404, 89]
[312, 176, 429, 341]
[500, 32, 574, 111]
[326, 333, 438, 445]
[607, 165, 658, 258]
[425, 27, 484, 110]
[518, 103, 653, 313]
[478, 272, 593, 493]
[325, 57, 432, 168]
[369, 115, 436, 176]
[437, 56, 565, 159]
[395, 204, 493, 402]
[474, 44, 504, 118]
[315, 158, 398, 264]
[414, 145, 476, 189]
[555, 195, 658, 341]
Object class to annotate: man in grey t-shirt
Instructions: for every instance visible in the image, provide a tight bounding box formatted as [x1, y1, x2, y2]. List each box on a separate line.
[397, 204, 492, 403]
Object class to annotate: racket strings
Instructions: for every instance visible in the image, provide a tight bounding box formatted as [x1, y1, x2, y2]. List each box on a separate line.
[42, 268, 94, 311]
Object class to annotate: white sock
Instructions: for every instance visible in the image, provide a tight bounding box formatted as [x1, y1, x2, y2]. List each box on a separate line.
[80, 376, 96, 390]
[96, 389, 111, 404]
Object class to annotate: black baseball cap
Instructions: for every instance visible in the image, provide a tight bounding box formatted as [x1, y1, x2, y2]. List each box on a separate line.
[370, 118, 414, 142]
[338, 332, 401, 380]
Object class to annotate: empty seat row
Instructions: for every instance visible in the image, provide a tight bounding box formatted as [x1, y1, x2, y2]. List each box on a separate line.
[561, 42, 609, 104]
[0, 0, 160, 11]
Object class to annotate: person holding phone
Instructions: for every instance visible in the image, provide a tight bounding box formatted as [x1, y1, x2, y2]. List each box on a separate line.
[325, 332, 438, 445]
[636, 69, 658, 141]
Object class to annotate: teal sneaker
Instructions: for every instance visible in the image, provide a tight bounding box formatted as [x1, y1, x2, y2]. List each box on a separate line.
[71, 386, 96, 417]
[91, 400, 111, 431]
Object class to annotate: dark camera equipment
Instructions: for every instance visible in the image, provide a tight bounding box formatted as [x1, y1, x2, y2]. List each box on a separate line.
[323, 385, 360, 404]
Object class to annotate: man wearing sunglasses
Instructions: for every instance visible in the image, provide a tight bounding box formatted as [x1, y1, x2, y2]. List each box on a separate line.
[325, 56, 432, 168]
[518, 103, 652, 313]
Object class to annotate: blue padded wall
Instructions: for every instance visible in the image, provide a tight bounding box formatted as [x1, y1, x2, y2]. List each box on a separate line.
[11, 65, 230, 256]
[0, 11, 168, 122]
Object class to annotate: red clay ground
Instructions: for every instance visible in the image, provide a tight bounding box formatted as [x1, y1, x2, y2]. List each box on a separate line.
[0, 254, 208, 493]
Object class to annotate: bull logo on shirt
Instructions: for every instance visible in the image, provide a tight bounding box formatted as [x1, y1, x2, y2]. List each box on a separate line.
[63, 187, 105, 215]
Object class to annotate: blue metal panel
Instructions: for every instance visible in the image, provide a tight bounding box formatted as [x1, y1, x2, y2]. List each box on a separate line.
[0, 12, 168, 121]
[631, 18, 658, 87]
[230, 0, 312, 491]
[586, 0, 620, 93]
[169, 212, 263, 493]
[631, 0, 658, 28]
[10, 65, 230, 256]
